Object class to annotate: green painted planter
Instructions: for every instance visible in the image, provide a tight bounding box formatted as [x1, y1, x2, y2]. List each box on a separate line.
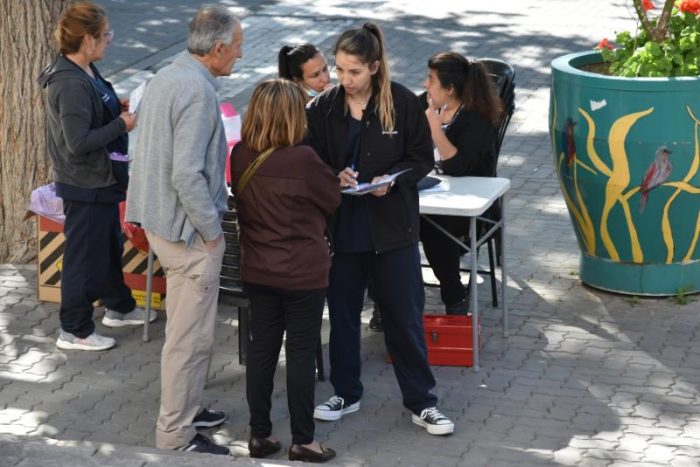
[549, 51, 700, 296]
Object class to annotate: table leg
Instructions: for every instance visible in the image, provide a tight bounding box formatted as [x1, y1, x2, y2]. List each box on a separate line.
[469, 217, 480, 372]
[501, 194, 509, 337]
[143, 246, 154, 342]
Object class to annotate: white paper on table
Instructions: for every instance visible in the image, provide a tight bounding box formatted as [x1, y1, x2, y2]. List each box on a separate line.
[421, 179, 450, 193]
[129, 81, 147, 113]
[341, 168, 412, 195]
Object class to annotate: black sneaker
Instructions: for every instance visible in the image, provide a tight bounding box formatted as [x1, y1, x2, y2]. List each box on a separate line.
[177, 433, 230, 455]
[369, 303, 383, 332]
[192, 408, 227, 428]
[412, 407, 454, 435]
[445, 299, 469, 315]
[313, 395, 360, 421]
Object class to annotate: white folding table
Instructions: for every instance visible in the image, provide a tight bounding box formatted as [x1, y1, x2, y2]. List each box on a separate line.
[419, 175, 511, 371]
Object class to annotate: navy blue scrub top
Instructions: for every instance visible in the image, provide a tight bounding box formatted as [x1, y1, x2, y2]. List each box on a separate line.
[333, 116, 374, 253]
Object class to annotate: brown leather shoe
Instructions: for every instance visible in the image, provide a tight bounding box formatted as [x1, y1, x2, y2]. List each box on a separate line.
[288, 444, 336, 463]
[248, 437, 281, 458]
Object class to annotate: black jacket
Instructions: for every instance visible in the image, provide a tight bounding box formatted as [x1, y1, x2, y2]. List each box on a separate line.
[418, 92, 497, 177]
[305, 82, 433, 253]
[38, 55, 126, 200]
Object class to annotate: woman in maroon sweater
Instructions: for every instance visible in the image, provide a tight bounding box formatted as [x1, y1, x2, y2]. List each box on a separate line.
[231, 79, 340, 463]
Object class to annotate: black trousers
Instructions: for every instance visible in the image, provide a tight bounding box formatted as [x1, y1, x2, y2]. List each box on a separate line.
[419, 215, 469, 307]
[243, 283, 326, 445]
[60, 200, 135, 338]
[327, 245, 437, 414]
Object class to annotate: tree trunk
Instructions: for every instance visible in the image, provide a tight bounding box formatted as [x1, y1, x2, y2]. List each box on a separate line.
[0, 0, 73, 263]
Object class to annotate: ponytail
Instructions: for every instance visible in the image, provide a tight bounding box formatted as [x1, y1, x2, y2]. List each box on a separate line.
[334, 22, 395, 133]
[278, 45, 295, 80]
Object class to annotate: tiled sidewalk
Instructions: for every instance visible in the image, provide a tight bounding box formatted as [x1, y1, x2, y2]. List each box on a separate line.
[2, 1, 700, 466]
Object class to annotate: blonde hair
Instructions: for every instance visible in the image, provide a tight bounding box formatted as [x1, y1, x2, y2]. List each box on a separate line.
[55, 1, 107, 55]
[241, 79, 308, 153]
[334, 22, 394, 133]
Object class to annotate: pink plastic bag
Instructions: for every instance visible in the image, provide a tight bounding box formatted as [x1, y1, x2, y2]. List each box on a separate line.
[28, 183, 65, 224]
[221, 102, 241, 185]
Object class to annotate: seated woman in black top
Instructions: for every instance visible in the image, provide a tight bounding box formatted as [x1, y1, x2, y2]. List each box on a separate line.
[420, 52, 503, 315]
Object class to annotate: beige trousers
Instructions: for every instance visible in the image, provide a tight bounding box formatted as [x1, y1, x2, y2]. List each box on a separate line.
[147, 232, 225, 449]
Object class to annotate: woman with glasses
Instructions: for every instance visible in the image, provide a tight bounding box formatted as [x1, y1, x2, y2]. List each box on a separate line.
[38, 1, 153, 352]
[419, 52, 504, 315]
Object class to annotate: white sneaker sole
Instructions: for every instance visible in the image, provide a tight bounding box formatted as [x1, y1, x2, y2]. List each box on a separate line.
[56, 338, 115, 351]
[313, 402, 360, 421]
[412, 414, 454, 435]
[102, 314, 157, 328]
[192, 417, 227, 428]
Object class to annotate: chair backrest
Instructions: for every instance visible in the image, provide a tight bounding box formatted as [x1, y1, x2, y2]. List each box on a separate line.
[476, 58, 515, 227]
[477, 58, 515, 159]
[220, 194, 247, 299]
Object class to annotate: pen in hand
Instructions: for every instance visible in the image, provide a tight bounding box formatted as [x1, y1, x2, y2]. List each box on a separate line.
[339, 166, 359, 188]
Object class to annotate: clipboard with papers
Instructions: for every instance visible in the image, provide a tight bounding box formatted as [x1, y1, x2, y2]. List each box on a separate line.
[341, 169, 412, 196]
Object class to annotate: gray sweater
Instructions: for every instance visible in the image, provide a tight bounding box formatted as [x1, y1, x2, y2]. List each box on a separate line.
[125, 53, 227, 245]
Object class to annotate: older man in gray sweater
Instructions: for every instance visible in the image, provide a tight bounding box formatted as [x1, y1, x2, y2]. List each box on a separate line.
[125, 5, 242, 456]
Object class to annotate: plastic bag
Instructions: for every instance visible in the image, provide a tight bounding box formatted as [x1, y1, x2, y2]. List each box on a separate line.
[118, 201, 149, 252]
[28, 183, 65, 224]
[221, 102, 241, 185]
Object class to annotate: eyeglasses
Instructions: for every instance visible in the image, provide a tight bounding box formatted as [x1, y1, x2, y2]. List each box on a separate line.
[104, 30, 114, 42]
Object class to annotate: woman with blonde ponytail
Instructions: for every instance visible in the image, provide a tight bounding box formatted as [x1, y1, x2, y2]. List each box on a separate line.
[305, 22, 455, 437]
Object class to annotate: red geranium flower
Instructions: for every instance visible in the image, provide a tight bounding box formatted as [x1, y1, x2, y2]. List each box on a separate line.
[596, 38, 614, 50]
[642, 0, 655, 11]
[679, 0, 700, 14]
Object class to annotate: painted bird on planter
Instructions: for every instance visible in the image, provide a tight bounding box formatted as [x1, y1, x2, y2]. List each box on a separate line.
[562, 118, 577, 172]
[639, 145, 672, 214]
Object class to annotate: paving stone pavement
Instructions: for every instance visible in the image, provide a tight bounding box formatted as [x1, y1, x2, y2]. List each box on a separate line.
[3, 0, 700, 466]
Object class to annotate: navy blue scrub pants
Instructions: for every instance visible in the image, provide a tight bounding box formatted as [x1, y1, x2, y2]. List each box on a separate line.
[327, 244, 437, 415]
[419, 214, 469, 307]
[60, 200, 136, 338]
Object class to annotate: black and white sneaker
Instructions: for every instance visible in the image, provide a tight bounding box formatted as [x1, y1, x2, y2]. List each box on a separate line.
[313, 395, 360, 421]
[192, 408, 227, 428]
[412, 407, 454, 435]
[177, 433, 230, 455]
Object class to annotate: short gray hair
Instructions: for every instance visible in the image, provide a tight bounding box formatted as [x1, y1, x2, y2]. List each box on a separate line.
[187, 4, 238, 56]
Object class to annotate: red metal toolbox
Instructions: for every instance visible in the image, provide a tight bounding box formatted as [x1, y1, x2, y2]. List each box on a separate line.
[423, 314, 480, 367]
[387, 314, 480, 367]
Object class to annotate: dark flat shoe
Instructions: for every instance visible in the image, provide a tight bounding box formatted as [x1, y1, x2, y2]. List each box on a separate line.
[288, 444, 336, 463]
[248, 436, 281, 458]
[445, 298, 469, 315]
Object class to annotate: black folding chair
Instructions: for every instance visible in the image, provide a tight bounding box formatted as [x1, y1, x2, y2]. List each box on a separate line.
[219, 194, 326, 380]
[465, 58, 515, 304]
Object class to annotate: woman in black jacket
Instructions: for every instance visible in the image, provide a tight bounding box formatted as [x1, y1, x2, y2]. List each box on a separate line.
[305, 22, 454, 436]
[420, 52, 504, 315]
[38, 2, 153, 352]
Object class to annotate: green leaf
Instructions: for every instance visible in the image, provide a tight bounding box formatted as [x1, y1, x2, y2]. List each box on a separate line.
[596, 8, 700, 77]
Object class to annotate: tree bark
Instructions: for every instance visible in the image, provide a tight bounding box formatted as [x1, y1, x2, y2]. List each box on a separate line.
[0, 0, 73, 263]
